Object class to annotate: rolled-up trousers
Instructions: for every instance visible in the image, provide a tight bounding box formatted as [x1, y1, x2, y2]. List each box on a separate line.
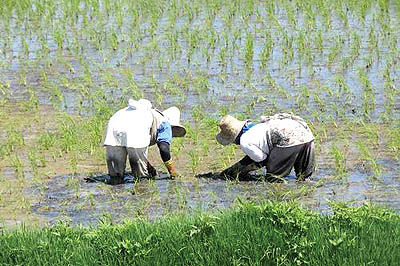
[263, 140, 315, 180]
[105, 146, 149, 178]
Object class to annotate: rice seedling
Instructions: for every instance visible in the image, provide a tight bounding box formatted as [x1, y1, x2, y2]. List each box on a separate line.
[243, 31, 254, 69]
[4, 127, 25, 155]
[27, 149, 40, 174]
[357, 67, 375, 119]
[22, 87, 39, 112]
[359, 121, 379, 148]
[16, 194, 31, 211]
[37, 132, 56, 151]
[0, 81, 11, 101]
[260, 32, 273, 70]
[367, 25, 378, 52]
[295, 85, 311, 112]
[173, 185, 189, 211]
[218, 46, 227, 69]
[53, 27, 66, 50]
[11, 154, 25, 180]
[188, 149, 200, 174]
[381, 81, 397, 122]
[386, 126, 400, 160]
[327, 35, 343, 67]
[57, 115, 79, 153]
[356, 141, 382, 178]
[68, 152, 79, 174]
[330, 145, 348, 179]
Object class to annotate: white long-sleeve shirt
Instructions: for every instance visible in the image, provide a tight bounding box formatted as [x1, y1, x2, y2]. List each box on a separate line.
[103, 106, 154, 148]
[103, 105, 172, 149]
[240, 114, 314, 162]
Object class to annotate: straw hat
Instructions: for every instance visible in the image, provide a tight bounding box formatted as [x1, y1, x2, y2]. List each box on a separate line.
[216, 115, 247, 145]
[162, 106, 186, 137]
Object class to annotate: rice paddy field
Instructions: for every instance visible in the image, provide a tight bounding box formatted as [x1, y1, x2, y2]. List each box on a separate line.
[0, 0, 399, 245]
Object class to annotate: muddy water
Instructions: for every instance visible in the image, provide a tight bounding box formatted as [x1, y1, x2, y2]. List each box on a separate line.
[28, 158, 399, 226]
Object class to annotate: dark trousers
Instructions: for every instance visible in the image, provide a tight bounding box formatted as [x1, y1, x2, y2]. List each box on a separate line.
[263, 141, 315, 180]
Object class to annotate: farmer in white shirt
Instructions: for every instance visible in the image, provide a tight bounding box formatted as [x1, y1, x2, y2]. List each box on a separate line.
[103, 99, 186, 183]
[216, 113, 315, 181]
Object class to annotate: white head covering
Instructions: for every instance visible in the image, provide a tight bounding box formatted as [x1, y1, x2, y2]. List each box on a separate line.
[137, 99, 152, 109]
[162, 106, 186, 137]
[128, 98, 152, 110]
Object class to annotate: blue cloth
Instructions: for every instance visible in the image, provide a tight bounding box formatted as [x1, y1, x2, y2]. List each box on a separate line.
[242, 121, 256, 134]
[235, 121, 256, 144]
[156, 121, 172, 144]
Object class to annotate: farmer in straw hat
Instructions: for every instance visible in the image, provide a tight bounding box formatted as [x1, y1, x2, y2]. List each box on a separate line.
[216, 113, 315, 181]
[103, 99, 186, 183]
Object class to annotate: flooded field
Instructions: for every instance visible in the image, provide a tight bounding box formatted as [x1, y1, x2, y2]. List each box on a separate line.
[0, 0, 399, 227]
[26, 161, 399, 227]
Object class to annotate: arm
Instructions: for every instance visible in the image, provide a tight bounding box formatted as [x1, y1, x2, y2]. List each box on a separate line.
[156, 121, 177, 178]
[220, 155, 261, 179]
[220, 124, 268, 179]
[241, 143, 268, 162]
[239, 124, 270, 162]
[157, 141, 171, 162]
[158, 142, 177, 178]
[239, 155, 255, 166]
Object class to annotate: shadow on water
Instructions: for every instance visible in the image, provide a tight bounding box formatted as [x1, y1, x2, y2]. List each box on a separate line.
[28, 157, 400, 226]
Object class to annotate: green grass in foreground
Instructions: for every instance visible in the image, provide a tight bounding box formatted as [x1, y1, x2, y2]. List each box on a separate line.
[0, 201, 399, 265]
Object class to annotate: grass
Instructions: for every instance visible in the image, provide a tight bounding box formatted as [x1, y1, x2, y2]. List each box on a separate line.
[0, 201, 399, 265]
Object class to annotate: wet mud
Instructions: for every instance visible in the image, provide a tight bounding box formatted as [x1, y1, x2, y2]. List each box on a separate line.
[27, 158, 399, 226]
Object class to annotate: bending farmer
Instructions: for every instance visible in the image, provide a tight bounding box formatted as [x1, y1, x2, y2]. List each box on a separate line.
[103, 99, 186, 182]
[216, 113, 315, 181]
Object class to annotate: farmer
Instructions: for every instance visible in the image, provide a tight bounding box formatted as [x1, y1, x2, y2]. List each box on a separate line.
[216, 113, 315, 181]
[103, 99, 186, 182]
